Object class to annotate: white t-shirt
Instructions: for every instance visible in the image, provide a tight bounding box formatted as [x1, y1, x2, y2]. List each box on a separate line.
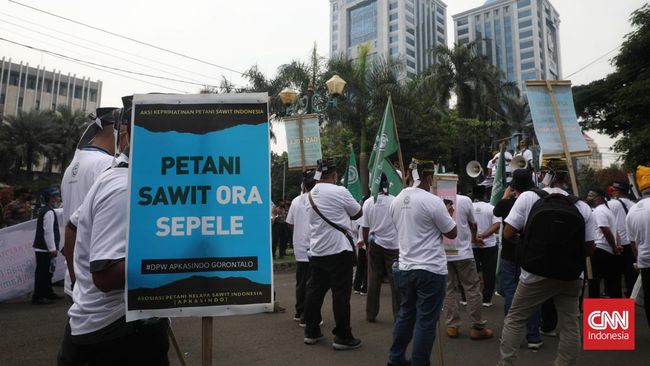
[361, 194, 398, 250]
[504, 187, 597, 283]
[517, 148, 533, 164]
[472, 201, 499, 248]
[627, 197, 650, 269]
[593, 203, 618, 254]
[286, 193, 311, 262]
[487, 151, 513, 175]
[68, 167, 128, 336]
[390, 187, 456, 275]
[609, 198, 634, 245]
[308, 183, 361, 257]
[446, 195, 476, 262]
[60, 147, 114, 296]
[34, 210, 57, 253]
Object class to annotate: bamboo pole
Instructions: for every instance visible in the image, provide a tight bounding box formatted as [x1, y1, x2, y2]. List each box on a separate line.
[388, 96, 407, 186]
[202, 317, 213, 366]
[168, 325, 187, 366]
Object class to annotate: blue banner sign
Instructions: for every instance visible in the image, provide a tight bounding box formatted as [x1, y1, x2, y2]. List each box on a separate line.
[126, 93, 272, 321]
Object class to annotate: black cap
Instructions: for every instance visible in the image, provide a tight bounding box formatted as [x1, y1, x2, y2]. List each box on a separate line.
[510, 169, 534, 192]
[302, 170, 316, 185]
[473, 185, 486, 199]
[316, 159, 336, 173]
[611, 181, 630, 193]
[93, 107, 118, 126]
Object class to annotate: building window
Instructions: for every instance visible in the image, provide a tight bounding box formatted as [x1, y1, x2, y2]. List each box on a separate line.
[457, 28, 468, 36]
[522, 71, 536, 80]
[348, 1, 378, 47]
[35, 100, 40, 110]
[405, 3, 414, 14]
[437, 15, 444, 24]
[389, 2, 398, 11]
[406, 60, 416, 69]
[520, 40, 533, 49]
[437, 35, 445, 44]
[9, 72, 19, 86]
[18, 97, 23, 109]
[51, 103, 56, 110]
[333, 3, 338, 12]
[476, 15, 481, 22]
[517, 0, 531, 8]
[457, 18, 468, 26]
[437, 25, 444, 34]
[518, 9, 532, 18]
[390, 46, 399, 55]
[44, 80, 52, 93]
[74, 88, 82, 99]
[519, 20, 532, 28]
[390, 35, 399, 44]
[519, 30, 533, 39]
[436, 7, 444, 15]
[59, 83, 68, 95]
[520, 50, 534, 59]
[521, 62, 535, 70]
[389, 24, 398, 32]
[494, 9, 499, 16]
[0, 93, 4, 104]
[27, 76, 36, 89]
[406, 48, 415, 57]
[459, 37, 469, 45]
[405, 14, 414, 24]
[406, 36, 415, 46]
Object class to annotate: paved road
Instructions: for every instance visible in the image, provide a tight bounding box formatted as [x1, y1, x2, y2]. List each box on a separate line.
[1, 272, 647, 365]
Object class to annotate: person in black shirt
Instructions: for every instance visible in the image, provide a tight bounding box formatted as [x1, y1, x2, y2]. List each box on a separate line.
[32, 187, 63, 305]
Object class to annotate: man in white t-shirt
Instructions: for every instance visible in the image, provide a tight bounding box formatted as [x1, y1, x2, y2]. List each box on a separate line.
[498, 169, 597, 366]
[586, 189, 623, 299]
[609, 181, 638, 297]
[388, 160, 457, 366]
[471, 185, 501, 307]
[516, 139, 534, 167]
[362, 173, 399, 322]
[487, 150, 513, 177]
[58, 101, 169, 365]
[627, 165, 650, 327]
[303, 159, 362, 350]
[286, 170, 316, 325]
[61, 107, 117, 301]
[444, 193, 493, 340]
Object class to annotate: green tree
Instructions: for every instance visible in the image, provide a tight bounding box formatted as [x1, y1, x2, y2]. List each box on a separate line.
[1, 109, 59, 176]
[573, 4, 650, 169]
[54, 105, 87, 170]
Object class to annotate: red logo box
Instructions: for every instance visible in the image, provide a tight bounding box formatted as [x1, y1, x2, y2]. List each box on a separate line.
[583, 298, 635, 350]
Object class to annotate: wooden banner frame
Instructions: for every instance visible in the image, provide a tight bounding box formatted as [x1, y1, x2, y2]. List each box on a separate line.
[283, 113, 321, 171]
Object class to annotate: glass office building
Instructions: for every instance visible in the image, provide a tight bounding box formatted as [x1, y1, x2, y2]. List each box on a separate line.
[330, 0, 448, 79]
[452, 0, 562, 92]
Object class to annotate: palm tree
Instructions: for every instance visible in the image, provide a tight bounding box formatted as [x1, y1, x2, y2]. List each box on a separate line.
[322, 44, 403, 193]
[54, 105, 87, 170]
[2, 109, 60, 176]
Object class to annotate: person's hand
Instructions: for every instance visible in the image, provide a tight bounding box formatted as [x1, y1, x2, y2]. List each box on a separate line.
[473, 237, 485, 247]
[49, 250, 58, 258]
[614, 244, 623, 256]
[356, 241, 365, 249]
[503, 186, 514, 199]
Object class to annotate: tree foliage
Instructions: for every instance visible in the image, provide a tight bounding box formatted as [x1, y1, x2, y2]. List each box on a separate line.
[573, 4, 650, 169]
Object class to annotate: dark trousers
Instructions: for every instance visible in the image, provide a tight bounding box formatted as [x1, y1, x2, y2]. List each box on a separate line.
[472, 246, 498, 303]
[272, 223, 289, 258]
[622, 245, 638, 297]
[304, 251, 354, 340]
[58, 318, 169, 366]
[641, 268, 650, 328]
[33, 251, 54, 302]
[588, 248, 623, 298]
[366, 241, 400, 321]
[353, 248, 367, 293]
[295, 261, 310, 319]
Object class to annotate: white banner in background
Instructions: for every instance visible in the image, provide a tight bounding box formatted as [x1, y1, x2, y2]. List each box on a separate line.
[0, 209, 66, 302]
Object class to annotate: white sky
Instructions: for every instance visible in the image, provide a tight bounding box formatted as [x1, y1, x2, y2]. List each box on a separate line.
[1, 0, 644, 166]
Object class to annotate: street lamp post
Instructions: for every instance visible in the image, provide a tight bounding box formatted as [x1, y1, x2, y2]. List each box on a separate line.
[278, 74, 346, 116]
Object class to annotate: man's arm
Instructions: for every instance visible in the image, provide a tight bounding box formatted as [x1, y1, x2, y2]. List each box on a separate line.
[479, 222, 501, 239]
[350, 208, 362, 221]
[443, 226, 458, 240]
[503, 223, 519, 241]
[584, 240, 596, 257]
[469, 222, 479, 245]
[64, 223, 77, 285]
[362, 227, 370, 245]
[600, 226, 617, 252]
[631, 240, 638, 260]
[43, 210, 58, 257]
[92, 260, 125, 292]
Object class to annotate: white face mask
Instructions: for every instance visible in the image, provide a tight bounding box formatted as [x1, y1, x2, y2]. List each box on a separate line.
[542, 172, 553, 186]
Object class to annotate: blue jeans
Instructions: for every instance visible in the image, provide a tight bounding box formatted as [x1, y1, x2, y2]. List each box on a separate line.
[389, 269, 446, 366]
[499, 258, 541, 343]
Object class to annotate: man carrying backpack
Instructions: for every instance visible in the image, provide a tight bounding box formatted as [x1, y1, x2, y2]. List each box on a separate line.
[498, 167, 597, 366]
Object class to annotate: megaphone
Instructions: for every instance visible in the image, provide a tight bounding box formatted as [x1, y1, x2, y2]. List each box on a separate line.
[466, 160, 483, 178]
[510, 155, 528, 170]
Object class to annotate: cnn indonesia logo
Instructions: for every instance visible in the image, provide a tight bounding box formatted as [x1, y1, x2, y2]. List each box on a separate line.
[583, 299, 635, 350]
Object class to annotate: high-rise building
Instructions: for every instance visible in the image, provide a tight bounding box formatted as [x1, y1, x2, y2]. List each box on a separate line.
[0, 56, 102, 118]
[452, 0, 561, 91]
[330, 0, 448, 79]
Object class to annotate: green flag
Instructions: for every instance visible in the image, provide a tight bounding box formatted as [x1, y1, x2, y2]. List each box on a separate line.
[343, 145, 362, 201]
[490, 147, 507, 205]
[369, 96, 403, 202]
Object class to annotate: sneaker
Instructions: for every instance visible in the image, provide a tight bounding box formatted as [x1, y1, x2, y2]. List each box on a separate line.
[304, 333, 325, 345]
[469, 327, 493, 340]
[332, 336, 362, 350]
[540, 329, 557, 337]
[446, 326, 459, 338]
[482, 302, 493, 307]
[359, 292, 367, 296]
[299, 319, 323, 328]
[353, 290, 360, 294]
[293, 314, 301, 321]
[527, 341, 543, 350]
[459, 301, 467, 306]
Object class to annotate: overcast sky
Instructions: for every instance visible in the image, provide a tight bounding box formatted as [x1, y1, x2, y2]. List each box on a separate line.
[1, 0, 645, 166]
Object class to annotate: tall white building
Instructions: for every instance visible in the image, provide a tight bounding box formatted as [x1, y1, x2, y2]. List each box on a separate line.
[452, 0, 562, 91]
[330, 0, 448, 78]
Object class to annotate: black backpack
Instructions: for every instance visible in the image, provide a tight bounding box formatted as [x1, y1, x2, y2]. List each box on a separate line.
[518, 189, 586, 280]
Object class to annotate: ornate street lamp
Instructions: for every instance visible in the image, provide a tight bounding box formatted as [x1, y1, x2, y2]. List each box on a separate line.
[279, 74, 346, 116]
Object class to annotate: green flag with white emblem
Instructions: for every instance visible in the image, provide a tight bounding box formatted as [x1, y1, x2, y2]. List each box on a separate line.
[343, 145, 362, 201]
[369, 96, 403, 202]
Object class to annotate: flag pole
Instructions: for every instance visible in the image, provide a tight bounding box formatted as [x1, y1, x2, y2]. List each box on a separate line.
[388, 95, 407, 186]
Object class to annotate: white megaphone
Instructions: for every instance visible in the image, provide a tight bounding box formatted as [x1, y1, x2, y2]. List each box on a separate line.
[466, 160, 483, 178]
[510, 155, 528, 170]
